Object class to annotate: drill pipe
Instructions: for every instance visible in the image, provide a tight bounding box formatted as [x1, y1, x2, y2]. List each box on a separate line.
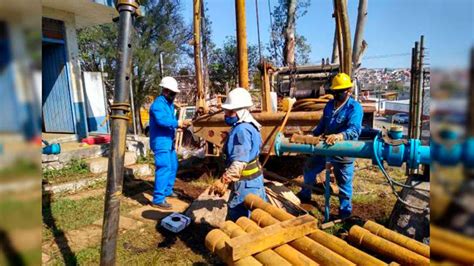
[244, 194, 386, 265]
[250, 208, 354, 266]
[364, 220, 430, 258]
[348, 225, 430, 265]
[205, 229, 262, 266]
[236, 217, 319, 266]
[431, 225, 474, 252]
[220, 221, 292, 266]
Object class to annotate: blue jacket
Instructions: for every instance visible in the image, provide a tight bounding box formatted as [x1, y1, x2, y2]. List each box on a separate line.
[149, 95, 178, 151]
[224, 122, 262, 166]
[313, 97, 363, 163]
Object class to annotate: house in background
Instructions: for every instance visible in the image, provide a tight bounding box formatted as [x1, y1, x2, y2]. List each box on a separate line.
[42, 0, 117, 141]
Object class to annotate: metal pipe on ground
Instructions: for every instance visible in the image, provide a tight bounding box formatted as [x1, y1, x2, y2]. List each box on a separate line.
[220, 221, 292, 265]
[430, 225, 474, 264]
[244, 194, 387, 266]
[363, 220, 430, 258]
[348, 225, 430, 265]
[205, 229, 262, 266]
[250, 208, 354, 266]
[236, 217, 319, 266]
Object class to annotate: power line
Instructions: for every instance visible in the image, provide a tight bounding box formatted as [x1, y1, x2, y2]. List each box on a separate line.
[363, 53, 411, 60]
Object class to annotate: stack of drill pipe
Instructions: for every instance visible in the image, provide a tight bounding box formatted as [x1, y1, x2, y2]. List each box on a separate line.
[235, 216, 319, 266]
[363, 220, 430, 258]
[250, 208, 353, 265]
[430, 225, 474, 264]
[220, 220, 292, 265]
[244, 194, 387, 265]
[348, 225, 430, 265]
[205, 229, 261, 265]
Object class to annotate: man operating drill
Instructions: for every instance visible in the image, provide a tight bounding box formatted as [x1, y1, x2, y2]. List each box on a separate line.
[297, 73, 363, 219]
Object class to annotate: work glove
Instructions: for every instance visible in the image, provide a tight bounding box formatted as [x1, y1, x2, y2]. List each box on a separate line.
[208, 174, 232, 197]
[325, 133, 344, 145]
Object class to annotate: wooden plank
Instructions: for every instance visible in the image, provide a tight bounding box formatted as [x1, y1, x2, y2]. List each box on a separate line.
[225, 214, 317, 261]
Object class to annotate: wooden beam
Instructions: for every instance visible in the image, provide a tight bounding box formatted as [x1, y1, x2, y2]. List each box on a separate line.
[225, 214, 317, 261]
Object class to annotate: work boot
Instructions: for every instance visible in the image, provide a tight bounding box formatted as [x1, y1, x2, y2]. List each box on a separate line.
[151, 201, 172, 210]
[167, 192, 179, 198]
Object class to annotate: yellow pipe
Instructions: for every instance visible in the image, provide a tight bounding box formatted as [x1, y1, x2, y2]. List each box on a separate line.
[363, 220, 430, 258]
[205, 229, 262, 265]
[244, 194, 386, 265]
[431, 225, 474, 252]
[236, 217, 319, 266]
[235, 0, 249, 89]
[193, 0, 205, 109]
[251, 208, 354, 266]
[220, 221, 292, 266]
[430, 225, 474, 265]
[348, 225, 430, 265]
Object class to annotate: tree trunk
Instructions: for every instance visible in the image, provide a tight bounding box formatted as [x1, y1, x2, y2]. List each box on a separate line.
[283, 0, 297, 67]
[352, 0, 368, 71]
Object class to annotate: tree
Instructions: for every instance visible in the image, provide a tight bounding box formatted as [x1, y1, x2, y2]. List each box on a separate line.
[78, 0, 191, 131]
[267, 0, 311, 66]
[208, 36, 259, 94]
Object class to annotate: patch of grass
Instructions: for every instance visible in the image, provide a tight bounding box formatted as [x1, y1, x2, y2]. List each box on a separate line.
[188, 172, 215, 188]
[352, 194, 379, 204]
[42, 195, 136, 236]
[136, 152, 154, 165]
[0, 248, 41, 266]
[43, 159, 92, 184]
[0, 198, 41, 231]
[0, 159, 40, 180]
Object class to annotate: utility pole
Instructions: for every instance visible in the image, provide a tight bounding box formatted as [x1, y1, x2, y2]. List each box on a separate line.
[415, 35, 424, 139]
[408, 42, 418, 139]
[235, 0, 249, 89]
[100, 1, 139, 265]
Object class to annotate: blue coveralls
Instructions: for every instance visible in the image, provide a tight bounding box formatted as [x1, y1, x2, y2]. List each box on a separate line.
[224, 122, 267, 221]
[300, 97, 363, 218]
[149, 95, 178, 205]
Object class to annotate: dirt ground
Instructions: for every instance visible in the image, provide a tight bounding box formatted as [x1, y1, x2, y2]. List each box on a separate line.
[41, 156, 403, 265]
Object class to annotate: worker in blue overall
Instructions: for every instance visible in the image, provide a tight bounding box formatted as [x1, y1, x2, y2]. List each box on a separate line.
[209, 87, 267, 221]
[297, 73, 363, 219]
[149, 76, 191, 209]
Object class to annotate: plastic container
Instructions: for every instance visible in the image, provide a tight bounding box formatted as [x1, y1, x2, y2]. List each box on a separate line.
[160, 213, 191, 233]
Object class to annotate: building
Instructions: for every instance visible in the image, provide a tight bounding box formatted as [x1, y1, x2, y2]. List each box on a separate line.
[42, 0, 117, 140]
[0, 1, 41, 138]
[385, 88, 430, 119]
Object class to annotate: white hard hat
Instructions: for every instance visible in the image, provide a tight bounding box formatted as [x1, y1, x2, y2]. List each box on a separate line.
[221, 87, 253, 110]
[159, 76, 180, 93]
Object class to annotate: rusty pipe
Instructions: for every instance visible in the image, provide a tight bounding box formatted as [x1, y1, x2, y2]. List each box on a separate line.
[236, 217, 319, 266]
[235, 0, 249, 88]
[364, 220, 429, 258]
[250, 208, 354, 266]
[348, 225, 430, 265]
[430, 225, 474, 264]
[220, 221, 292, 265]
[205, 229, 262, 265]
[244, 194, 386, 266]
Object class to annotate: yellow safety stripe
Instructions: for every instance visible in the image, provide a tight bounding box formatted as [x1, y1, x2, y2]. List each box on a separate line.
[242, 167, 260, 177]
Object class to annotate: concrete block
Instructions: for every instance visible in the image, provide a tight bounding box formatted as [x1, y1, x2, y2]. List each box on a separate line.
[87, 152, 137, 174]
[125, 164, 153, 178]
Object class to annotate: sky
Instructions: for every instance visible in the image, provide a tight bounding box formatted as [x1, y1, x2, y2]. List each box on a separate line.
[181, 0, 473, 69]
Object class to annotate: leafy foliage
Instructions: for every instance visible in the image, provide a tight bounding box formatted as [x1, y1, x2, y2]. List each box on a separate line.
[267, 0, 312, 66]
[78, 0, 192, 128]
[208, 36, 260, 94]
